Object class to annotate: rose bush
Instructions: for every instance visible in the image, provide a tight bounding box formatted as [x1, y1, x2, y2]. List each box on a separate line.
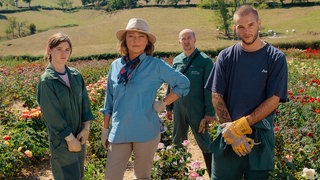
[151, 120, 207, 179]
[0, 49, 319, 179]
[270, 49, 320, 179]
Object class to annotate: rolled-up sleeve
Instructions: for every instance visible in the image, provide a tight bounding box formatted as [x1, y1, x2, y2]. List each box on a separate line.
[158, 60, 190, 97]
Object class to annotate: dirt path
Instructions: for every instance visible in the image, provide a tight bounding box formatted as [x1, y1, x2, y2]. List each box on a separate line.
[186, 133, 211, 180]
[122, 133, 210, 180]
[26, 133, 210, 180]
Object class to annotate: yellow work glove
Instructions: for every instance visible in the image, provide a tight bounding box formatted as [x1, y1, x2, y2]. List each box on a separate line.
[198, 118, 207, 134]
[246, 137, 257, 149]
[222, 117, 252, 145]
[77, 121, 90, 145]
[65, 133, 81, 152]
[231, 136, 254, 157]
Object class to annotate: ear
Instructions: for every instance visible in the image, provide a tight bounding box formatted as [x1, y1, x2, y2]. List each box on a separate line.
[47, 47, 51, 54]
[258, 19, 261, 29]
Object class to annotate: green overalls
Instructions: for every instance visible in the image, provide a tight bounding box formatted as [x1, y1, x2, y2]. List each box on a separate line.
[37, 64, 94, 180]
[167, 49, 215, 175]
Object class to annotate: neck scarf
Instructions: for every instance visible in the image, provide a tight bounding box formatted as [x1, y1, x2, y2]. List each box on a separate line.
[118, 56, 141, 85]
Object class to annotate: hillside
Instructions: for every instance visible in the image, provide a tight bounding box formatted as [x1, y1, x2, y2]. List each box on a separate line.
[0, 0, 83, 8]
[1, 0, 199, 8]
[0, 6, 320, 57]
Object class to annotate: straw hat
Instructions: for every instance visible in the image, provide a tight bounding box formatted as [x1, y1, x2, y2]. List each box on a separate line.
[116, 18, 156, 44]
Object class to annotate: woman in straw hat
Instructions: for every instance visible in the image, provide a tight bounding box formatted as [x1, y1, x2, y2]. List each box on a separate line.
[100, 18, 190, 179]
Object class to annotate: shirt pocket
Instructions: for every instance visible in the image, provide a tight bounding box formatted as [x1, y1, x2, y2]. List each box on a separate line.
[71, 78, 84, 104]
[54, 83, 70, 105]
[187, 66, 204, 94]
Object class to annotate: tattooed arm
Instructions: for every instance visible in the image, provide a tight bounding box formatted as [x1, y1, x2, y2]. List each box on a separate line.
[212, 92, 232, 124]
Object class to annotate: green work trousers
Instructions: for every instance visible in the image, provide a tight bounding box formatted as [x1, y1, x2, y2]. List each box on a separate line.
[172, 99, 212, 153]
[209, 117, 275, 180]
[50, 139, 86, 180]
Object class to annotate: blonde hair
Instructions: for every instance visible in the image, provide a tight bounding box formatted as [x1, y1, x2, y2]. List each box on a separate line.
[117, 32, 155, 57]
[44, 32, 72, 62]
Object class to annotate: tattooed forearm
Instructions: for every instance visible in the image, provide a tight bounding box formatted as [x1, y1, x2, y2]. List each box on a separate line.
[212, 93, 232, 123]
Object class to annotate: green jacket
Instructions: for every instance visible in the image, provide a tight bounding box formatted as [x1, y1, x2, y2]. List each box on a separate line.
[167, 48, 215, 116]
[36, 64, 94, 141]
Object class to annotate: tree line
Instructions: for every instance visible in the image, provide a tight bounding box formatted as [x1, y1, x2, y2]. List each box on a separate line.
[1, 0, 318, 10]
[0, 0, 319, 40]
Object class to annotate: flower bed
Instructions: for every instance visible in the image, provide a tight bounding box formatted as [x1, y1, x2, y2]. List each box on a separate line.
[0, 49, 319, 179]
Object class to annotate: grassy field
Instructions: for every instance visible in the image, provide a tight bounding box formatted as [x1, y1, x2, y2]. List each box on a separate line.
[2, 0, 199, 8]
[1, 0, 84, 8]
[0, 6, 320, 57]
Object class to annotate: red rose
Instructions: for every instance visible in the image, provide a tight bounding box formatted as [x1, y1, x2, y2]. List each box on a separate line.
[3, 135, 11, 141]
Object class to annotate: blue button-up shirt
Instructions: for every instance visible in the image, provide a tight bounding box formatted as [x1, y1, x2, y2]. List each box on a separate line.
[101, 53, 190, 143]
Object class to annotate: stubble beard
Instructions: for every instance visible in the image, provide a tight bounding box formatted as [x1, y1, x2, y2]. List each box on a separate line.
[183, 44, 192, 52]
[239, 31, 259, 46]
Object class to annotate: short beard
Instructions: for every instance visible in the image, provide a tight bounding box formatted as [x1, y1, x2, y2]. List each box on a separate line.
[183, 46, 194, 53]
[239, 31, 259, 46]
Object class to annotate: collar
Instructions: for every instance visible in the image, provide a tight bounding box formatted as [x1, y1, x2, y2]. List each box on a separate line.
[183, 48, 200, 61]
[121, 53, 147, 65]
[183, 48, 199, 58]
[189, 48, 200, 59]
[45, 63, 79, 79]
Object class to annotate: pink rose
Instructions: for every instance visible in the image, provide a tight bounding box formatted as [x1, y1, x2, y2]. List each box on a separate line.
[191, 160, 201, 170]
[157, 143, 165, 149]
[24, 150, 33, 158]
[189, 172, 199, 179]
[182, 140, 189, 147]
[286, 154, 293, 163]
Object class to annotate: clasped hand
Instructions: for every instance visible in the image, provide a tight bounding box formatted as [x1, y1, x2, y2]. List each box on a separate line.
[221, 117, 253, 157]
[77, 129, 89, 145]
[65, 133, 81, 152]
[76, 121, 90, 145]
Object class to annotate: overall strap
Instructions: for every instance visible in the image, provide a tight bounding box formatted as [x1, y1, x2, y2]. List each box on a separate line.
[182, 51, 200, 75]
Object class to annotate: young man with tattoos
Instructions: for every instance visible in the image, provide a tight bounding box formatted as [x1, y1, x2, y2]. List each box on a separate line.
[205, 5, 288, 179]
